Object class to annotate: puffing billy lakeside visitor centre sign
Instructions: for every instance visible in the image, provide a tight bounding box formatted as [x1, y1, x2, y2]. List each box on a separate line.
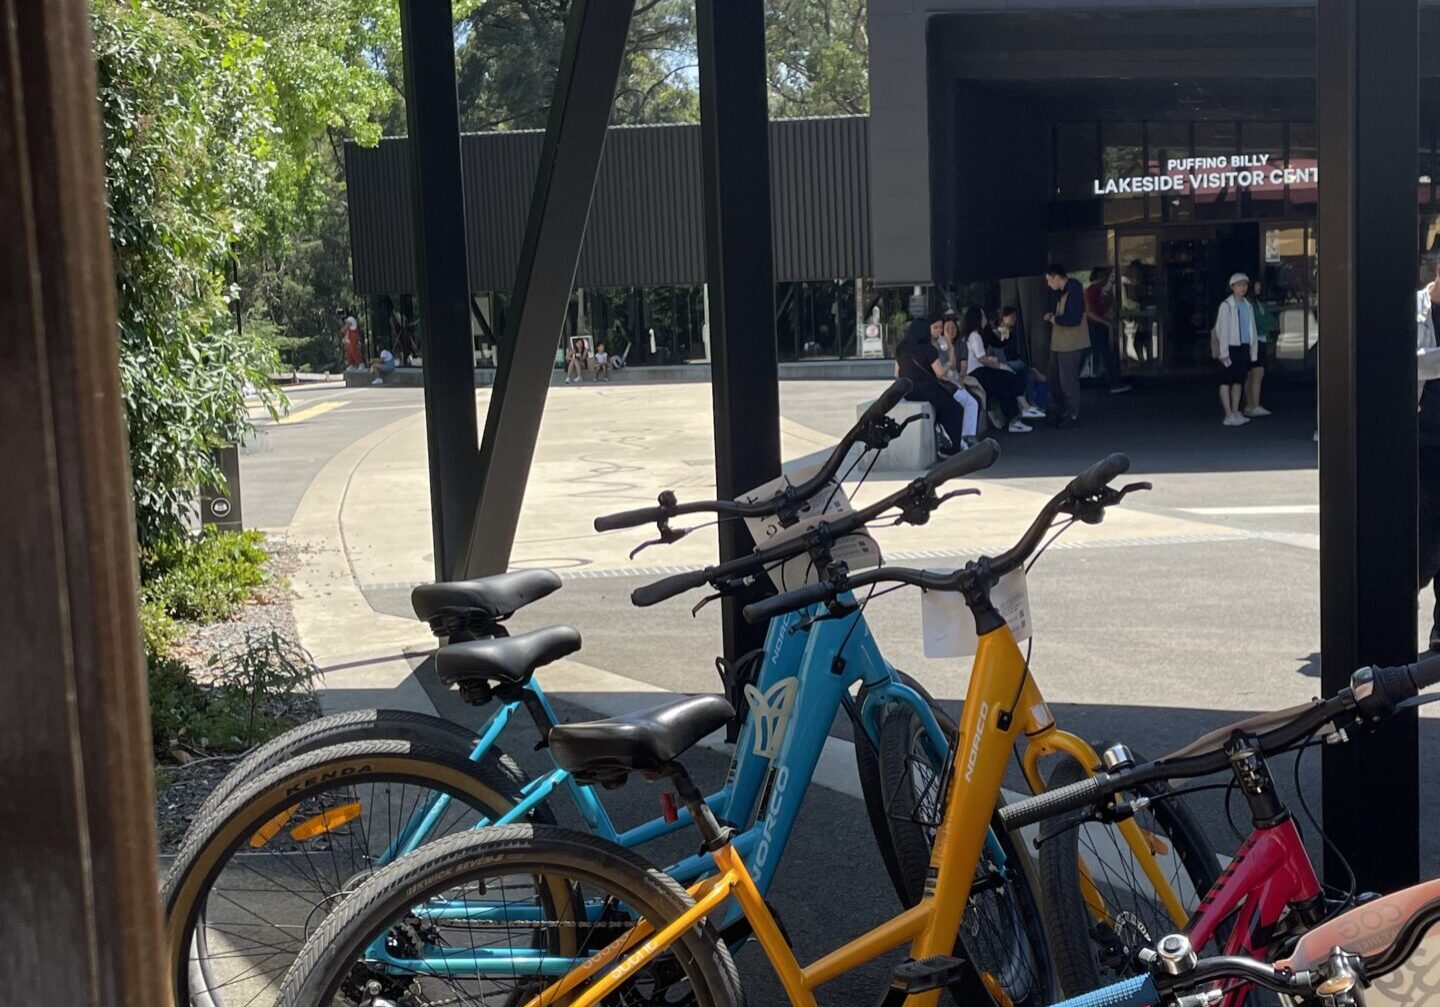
[1093, 154, 1319, 196]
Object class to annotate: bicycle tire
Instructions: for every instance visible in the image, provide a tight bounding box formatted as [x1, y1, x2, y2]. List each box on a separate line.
[275, 825, 745, 1007]
[1036, 751, 1223, 998]
[164, 740, 554, 1007]
[878, 702, 1056, 1007]
[188, 708, 481, 831]
[854, 669, 954, 906]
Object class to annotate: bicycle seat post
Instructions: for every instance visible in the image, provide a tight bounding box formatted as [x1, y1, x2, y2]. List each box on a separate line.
[665, 763, 733, 852]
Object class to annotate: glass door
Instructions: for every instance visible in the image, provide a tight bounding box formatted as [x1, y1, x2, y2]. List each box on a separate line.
[1116, 234, 1160, 374]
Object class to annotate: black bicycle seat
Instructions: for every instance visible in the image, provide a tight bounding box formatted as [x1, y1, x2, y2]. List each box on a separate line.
[548, 695, 734, 787]
[412, 569, 561, 624]
[435, 625, 581, 693]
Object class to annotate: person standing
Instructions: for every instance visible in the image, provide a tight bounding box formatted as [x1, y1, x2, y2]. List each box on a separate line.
[1213, 273, 1260, 426]
[341, 308, 363, 369]
[895, 317, 978, 453]
[1415, 265, 1440, 649]
[1244, 279, 1277, 418]
[1084, 267, 1131, 394]
[1044, 264, 1088, 428]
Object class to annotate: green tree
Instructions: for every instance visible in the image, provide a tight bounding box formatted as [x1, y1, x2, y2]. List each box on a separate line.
[766, 0, 868, 117]
[92, 0, 396, 548]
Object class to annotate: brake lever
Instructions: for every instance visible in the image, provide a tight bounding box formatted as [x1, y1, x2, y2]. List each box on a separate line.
[1115, 480, 1153, 500]
[793, 598, 860, 633]
[628, 520, 692, 559]
[934, 488, 981, 507]
[1397, 693, 1440, 712]
[690, 592, 722, 617]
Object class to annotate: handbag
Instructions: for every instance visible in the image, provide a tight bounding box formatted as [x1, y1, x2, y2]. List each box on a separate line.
[1050, 289, 1088, 353]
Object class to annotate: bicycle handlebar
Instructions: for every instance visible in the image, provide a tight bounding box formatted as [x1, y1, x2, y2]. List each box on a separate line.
[742, 452, 1133, 623]
[631, 437, 1000, 608]
[1000, 650, 1440, 831]
[593, 378, 913, 533]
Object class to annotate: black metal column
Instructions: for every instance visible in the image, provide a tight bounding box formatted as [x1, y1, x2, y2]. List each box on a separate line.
[1316, 0, 1419, 892]
[696, 0, 782, 662]
[461, 0, 634, 577]
[399, 0, 479, 581]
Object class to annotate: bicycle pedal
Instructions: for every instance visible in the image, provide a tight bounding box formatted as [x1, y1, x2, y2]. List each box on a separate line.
[888, 954, 969, 993]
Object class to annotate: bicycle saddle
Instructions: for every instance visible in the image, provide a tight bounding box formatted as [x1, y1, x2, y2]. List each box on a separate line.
[435, 625, 581, 694]
[548, 695, 735, 787]
[412, 569, 562, 624]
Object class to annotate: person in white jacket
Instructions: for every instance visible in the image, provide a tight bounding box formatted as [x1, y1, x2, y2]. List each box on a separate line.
[1214, 273, 1261, 426]
[1415, 265, 1440, 648]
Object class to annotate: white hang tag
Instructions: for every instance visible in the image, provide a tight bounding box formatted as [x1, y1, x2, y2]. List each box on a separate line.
[921, 567, 1032, 658]
[739, 462, 882, 590]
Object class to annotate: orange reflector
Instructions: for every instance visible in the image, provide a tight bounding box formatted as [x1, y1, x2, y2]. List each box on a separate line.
[289, 802, 363, 841]
[250, 805, 299, 848]
[981, 972, 1016, 1007]
[1142, 829, 1171, 857]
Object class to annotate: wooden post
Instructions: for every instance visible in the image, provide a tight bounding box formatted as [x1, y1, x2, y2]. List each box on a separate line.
[0, 1, 169, 1003]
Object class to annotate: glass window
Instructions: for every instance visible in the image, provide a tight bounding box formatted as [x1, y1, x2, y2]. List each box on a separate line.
[1148, 122, 1192, 223]
[1261, 226, 1309, 364]
[1241, 122, 1286, 219]
[1102, 123, 1145, 224]
[1192, 122, 1239, 222]
[1288, 123, 1317, 212]
[1419, 124, 1436, 215]
[1117, 235, 1159, 371]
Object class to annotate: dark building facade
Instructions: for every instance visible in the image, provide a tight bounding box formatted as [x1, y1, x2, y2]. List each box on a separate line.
[346, 1, 1440, 376]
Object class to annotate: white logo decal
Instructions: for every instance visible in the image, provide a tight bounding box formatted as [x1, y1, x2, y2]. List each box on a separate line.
[753, 766, 790, 871]
[964, 702, 990, 783]
[744, 677, 798, 759]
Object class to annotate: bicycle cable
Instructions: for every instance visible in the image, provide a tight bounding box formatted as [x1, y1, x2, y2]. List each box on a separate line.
[1292, 735, 1358, 903]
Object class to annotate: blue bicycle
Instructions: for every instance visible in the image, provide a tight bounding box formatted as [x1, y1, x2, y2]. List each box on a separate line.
[161, 383, 1049, 1007]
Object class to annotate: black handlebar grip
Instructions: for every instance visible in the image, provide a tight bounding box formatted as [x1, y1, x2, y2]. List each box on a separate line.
[856, 377, 914, 427]
[998, 773, 1110, 831]
[630, 568, 714, 607]
[594, 505, 670, 532]
[742, 581, 834, 624]
[1412, 651, 1440, 692]
[922, 438, 1001, 490]
[1068, 453, 1131, 499]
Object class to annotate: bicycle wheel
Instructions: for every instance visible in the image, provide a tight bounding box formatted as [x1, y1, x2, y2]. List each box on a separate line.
[1036, 752, 1223, 997]
[164, 740, 555, 1007]
[188, 709, 481, 833]
[854, 669, 954, 906]
[275, 825, 744, 1007]
[877, 702, 1055, 1007]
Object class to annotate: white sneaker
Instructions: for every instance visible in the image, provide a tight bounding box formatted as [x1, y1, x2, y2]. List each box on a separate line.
[371, 378, 384, 386]
[1236, 414, 1250, 425]
[1021, 406, 1045, 419]
[1243, 406, 1271, 418]
[1223, 414, 1240, 426]
[1007, 419, 1033, 433]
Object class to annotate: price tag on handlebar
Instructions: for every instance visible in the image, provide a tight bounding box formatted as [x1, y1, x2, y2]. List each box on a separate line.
[920, 568, 1031, 658]
[739, 462, 881, 590]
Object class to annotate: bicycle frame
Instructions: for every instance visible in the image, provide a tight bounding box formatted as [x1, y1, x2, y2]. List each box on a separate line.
[363, 597, 950, 966]
[517, 618, 1036, 1007]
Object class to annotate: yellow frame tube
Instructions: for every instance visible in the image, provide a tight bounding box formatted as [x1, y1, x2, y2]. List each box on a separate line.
[520, 869, 738, 1007]
[1019, 706, 1188, 927]
[800, 901, 932, 990]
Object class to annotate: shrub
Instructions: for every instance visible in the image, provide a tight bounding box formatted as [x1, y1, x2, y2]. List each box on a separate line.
[150, 631, 317, 756]
[141, 528, 270, 623]
[139, 599, 178, 665]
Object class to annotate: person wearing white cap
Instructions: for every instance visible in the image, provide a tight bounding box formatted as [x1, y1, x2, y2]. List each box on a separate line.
[1212, 272, 1261, 426]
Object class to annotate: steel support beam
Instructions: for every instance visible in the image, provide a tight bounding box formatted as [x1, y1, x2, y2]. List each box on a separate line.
[399, 0, 479, 580]
[1316, 0, 1419, 892]
[696, 0, 782, 662]
[461, 0, 635, 577]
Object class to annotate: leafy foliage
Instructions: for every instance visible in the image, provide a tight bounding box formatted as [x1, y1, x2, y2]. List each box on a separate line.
[140, 528, 272, 623]
[766, 0, 869, 117]
[92, 0, 396, 547]
[149, 631, 317, 755]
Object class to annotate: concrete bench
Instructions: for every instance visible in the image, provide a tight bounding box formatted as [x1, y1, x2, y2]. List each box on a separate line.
[856, 398, 935, 472]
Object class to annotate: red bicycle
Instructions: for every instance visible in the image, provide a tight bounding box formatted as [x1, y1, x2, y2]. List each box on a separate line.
[1001, 652, 1440, 1004]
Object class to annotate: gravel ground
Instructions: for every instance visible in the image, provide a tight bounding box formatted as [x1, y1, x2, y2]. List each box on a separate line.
[154, 536, 320, 851]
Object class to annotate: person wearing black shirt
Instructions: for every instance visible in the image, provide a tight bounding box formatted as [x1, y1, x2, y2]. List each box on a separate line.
[895, 317, 977, 452]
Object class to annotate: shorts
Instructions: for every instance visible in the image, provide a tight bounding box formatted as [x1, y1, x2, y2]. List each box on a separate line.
[379, 360, 397, 374]
[1220, 352, 1251, 385]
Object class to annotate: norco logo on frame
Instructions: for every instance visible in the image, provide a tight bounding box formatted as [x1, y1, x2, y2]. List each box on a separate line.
[964, 703, 989, 783]
[752, 766, 790, 871]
